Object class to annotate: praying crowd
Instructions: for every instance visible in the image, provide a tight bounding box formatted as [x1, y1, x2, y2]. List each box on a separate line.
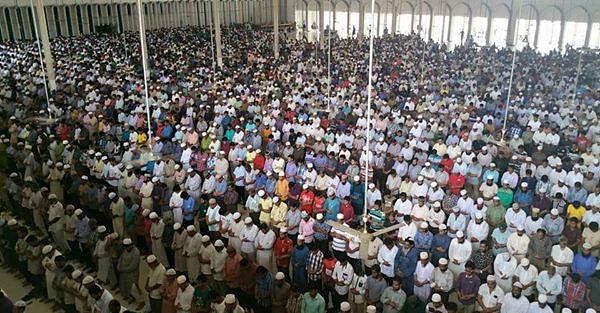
[0, 23, 599, 313]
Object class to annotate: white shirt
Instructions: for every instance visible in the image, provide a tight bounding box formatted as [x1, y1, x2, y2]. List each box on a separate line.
[513, 265, 538, 296]
[240, 225, 259, 253]
[377, 245, 398, 278]
[332, 261, 354, 295]
[499, 294, 529, 313]
[414, 262, 434, 284]
[477, 284, 504, 310]
[175, 285, 195, 311]
[527, 302, 553, 313]
[506, 233, 530, 256]
[448, 239, 472, 265]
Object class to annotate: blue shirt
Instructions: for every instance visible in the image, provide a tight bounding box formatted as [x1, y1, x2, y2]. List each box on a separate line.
[324, 197, 341, 221]
[513, 189, 533, 207]
[431, 233, 451, 262]
[571, 253, 598, 282]
[182, 198, 196, 221]
[415, 231, 433, 252]
[313, 220, 331, 241]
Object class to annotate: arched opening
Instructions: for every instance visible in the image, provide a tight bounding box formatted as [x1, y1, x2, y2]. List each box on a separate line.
[490, 3, 510, 48]
[538, 6, 562, 54]
[76, 5, 84, 34]
[563, 6, 589, 50]
[87, 5, 94, 33]
[306, 0, 320, 42]
[16, 7, 26, 39]
[515, 4, 538, 50]
[27, 6, 36, 40]
[416, 2, 433, 40]
[364, 1, 379, 37]
[53, 6, 62, 37]
[4, 8, 14, 41]
[65, 6, 73, 36]
[471, 2, 491, 46]
[397, 1, 413, 35]
[335, 0, 350, 38]
[449, 2, 471, 48]
[348, 0, 360, 38]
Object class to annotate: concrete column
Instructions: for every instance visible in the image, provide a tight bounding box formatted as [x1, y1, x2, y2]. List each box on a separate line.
[376, 8, 380, 36]
[506, 12, 516, 48]
[45, 6, 56, 37]
[273, 0, 279, 58]
[485, 15, 492, 45]
[91, 4, 100, 32]
[557, 18, 565, 51]
[391, 5, 397, 34]
[59, 5, 68, 36]
[212, 0, 223, 68]
[466, 12, 472, 39]
[428, 14, 433, 40]
[9, 7, 22, 40]
[533, 17, 540, 48]
[446, 13, 452, 43]
[318, 0, 324, 44]
[346, 5, 350, 37]
[34, 0, 56, 91]
[584, 20, 592, 47]
[358, 4, 364, 38]
[21, 7, 33, 39]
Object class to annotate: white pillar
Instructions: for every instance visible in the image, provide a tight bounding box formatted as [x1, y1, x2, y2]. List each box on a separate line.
[35, 0, 56, 91]
[273, 0, 279, 58]
[212, 0, 223, 68]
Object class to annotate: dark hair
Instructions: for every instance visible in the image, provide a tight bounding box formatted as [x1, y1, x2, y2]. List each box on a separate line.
[465, 261, 475, 270]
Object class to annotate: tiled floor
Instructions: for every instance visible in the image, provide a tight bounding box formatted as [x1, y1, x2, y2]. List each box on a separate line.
[0, 266, 60, 312]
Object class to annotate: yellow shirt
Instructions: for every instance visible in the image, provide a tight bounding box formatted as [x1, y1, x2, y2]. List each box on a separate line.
[259, 197, 273, 224]
[566, 204, 586, 221]
[275, 179, 289, 200]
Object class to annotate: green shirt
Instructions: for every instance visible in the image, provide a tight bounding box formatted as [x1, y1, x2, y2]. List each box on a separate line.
[497, 188, 513, 209]
[486, 205, 506, 227]
[381, 287, 407, 313]
[301, 292, 325, 313]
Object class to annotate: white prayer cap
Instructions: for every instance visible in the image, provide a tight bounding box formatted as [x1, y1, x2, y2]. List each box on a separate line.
[420, 252, 428, 260]
[439, 224, 447, 230]
[97, 226, 107, 233]
[417, 176, 424, 181]
[186, 225, 196, 232]
[108, 192, 116, 199]
[280, 227, 288, 233]
[490, 163, 496, 168]
[275, 272, 285, 280]
[142, 209, 150, 216]
[201, 235, 210, 242]
[336, 213, 344, 220]
[452, 206, 460, 213]
[214, 240, 224, 247]
[562, 309, 572, 313]
[367, 305, 377, 313]
[42, 245, 53, 254]
[487, 275, 496, 282]
[439, 258, 448, 265]
[187, 168, 194, 173]
[316, 213, 324, 220]
[456, 230, 464, 238]
[101, 156, 108, 161]
[224, 294, 236, 304]
[176, 275, 187, 284]
[149, 212, 159, 219]
[123, 238, 133, 245]
[7, 219, 17, 226]
[307, 163, 313, 168]
[420, 222, 428, 229]
[521, 258, 530, 266]
[166, 269, 177, 276]
[431, 182, 438, 187]
[340, 302, 351, 311]
[460, 189, 467, 196]
[302, 183, 309, 189]
[71, 270, 82, 279]
[475, 212, 483, 219]
[368, 183, 375, 189]
[81, 175, 88, 180]
[585, 309, 596, 313]
[486, 175, 494, 180]
[258, 190, 265, 197]
[173, 223, 181, 230]
[432, 293, 442, 302]
[152, 177, 159, 183]
[583, 242, 592, 250]
[513, 281, 523, 288]
[298, 235, 305, 241]
[354, 175, 360, 182]
[233, 212, 241, 219]
[517, 225, 525, 231]
[538, 294, 548, 303]
[48, 194, 57, 200]
[146, 255, 157, 263]
[244, 217, 253, 224]
[273, 196, 280, 203]
[82, 276, 94, 284]
[433, 201, 441, 208]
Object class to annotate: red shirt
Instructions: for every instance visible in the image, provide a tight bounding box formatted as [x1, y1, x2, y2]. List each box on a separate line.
[274, 237, 293, 267]
[253, 154, 266, 171]
[440, 158, 454, 173]
[448, 173, 465, 195]
[300, 190, 315, 213]
[340, 202, 355, 223]
[313, 196, 325, 214]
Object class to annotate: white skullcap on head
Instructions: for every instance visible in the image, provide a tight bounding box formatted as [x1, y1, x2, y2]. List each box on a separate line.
[316, 213, 324, 220]
[340, 302, 351, 311]
[201, 235, 210, 242]
[244, 217, 253, 224]
[420, 251, 428, 259]
[432, 293, 442, 302]
[108, 192, 116, 199]
[354, 175, 360, 182]
[224, 294, 236, 304]
[367, 305, 377, 313]
[475, 212, 483, 219]
[186, 225, 196, 231]
[460, 189, 467, 195]
[368, 183, 375, 188]
[42, 245, 53, 254]
[82, 275, 94, 284]
[456, 230, 464, 237]
[562, 309, 572, 313]
[166, 269, 177, 276]
[97, 226, 107, 233]
[233, 212, 241, 219]
[214, 240, 224, 247]
[258, 190, 265, 196]
[439, 258, 448, 265]
[275, 272, 285, 280]
[439, 224, 447, 230]
[7, 219, 17, 226]
[298, 235, 305, 241]
[149, 212, 159, 219]
[521, 258, 530, 266]
[142, 209, 150, 216]
[538, 294, 548, 304]
[71, 270, 82, 279]
[146, 255, 157, 263]
[123, 238, 133, 245]
[176, 275, 187, 284]
[280, 227, 288, 233]
[513, 281, 523, 288]
[336, 213, 344, 220]
[173, 223, 181, 230]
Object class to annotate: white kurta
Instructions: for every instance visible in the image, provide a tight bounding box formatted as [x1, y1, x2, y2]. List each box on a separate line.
[493, 253, 518, 292]
[255, 230, 276, 272]
[377, 245, 398, 278]
[150, 221, 170, 267]
[413, 262, 434, 302]
[184, 233, 203, 281]
[448, 239, 472, 276]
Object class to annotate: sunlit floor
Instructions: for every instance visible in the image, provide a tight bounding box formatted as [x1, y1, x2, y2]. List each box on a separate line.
[0, 266, 59, 312]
